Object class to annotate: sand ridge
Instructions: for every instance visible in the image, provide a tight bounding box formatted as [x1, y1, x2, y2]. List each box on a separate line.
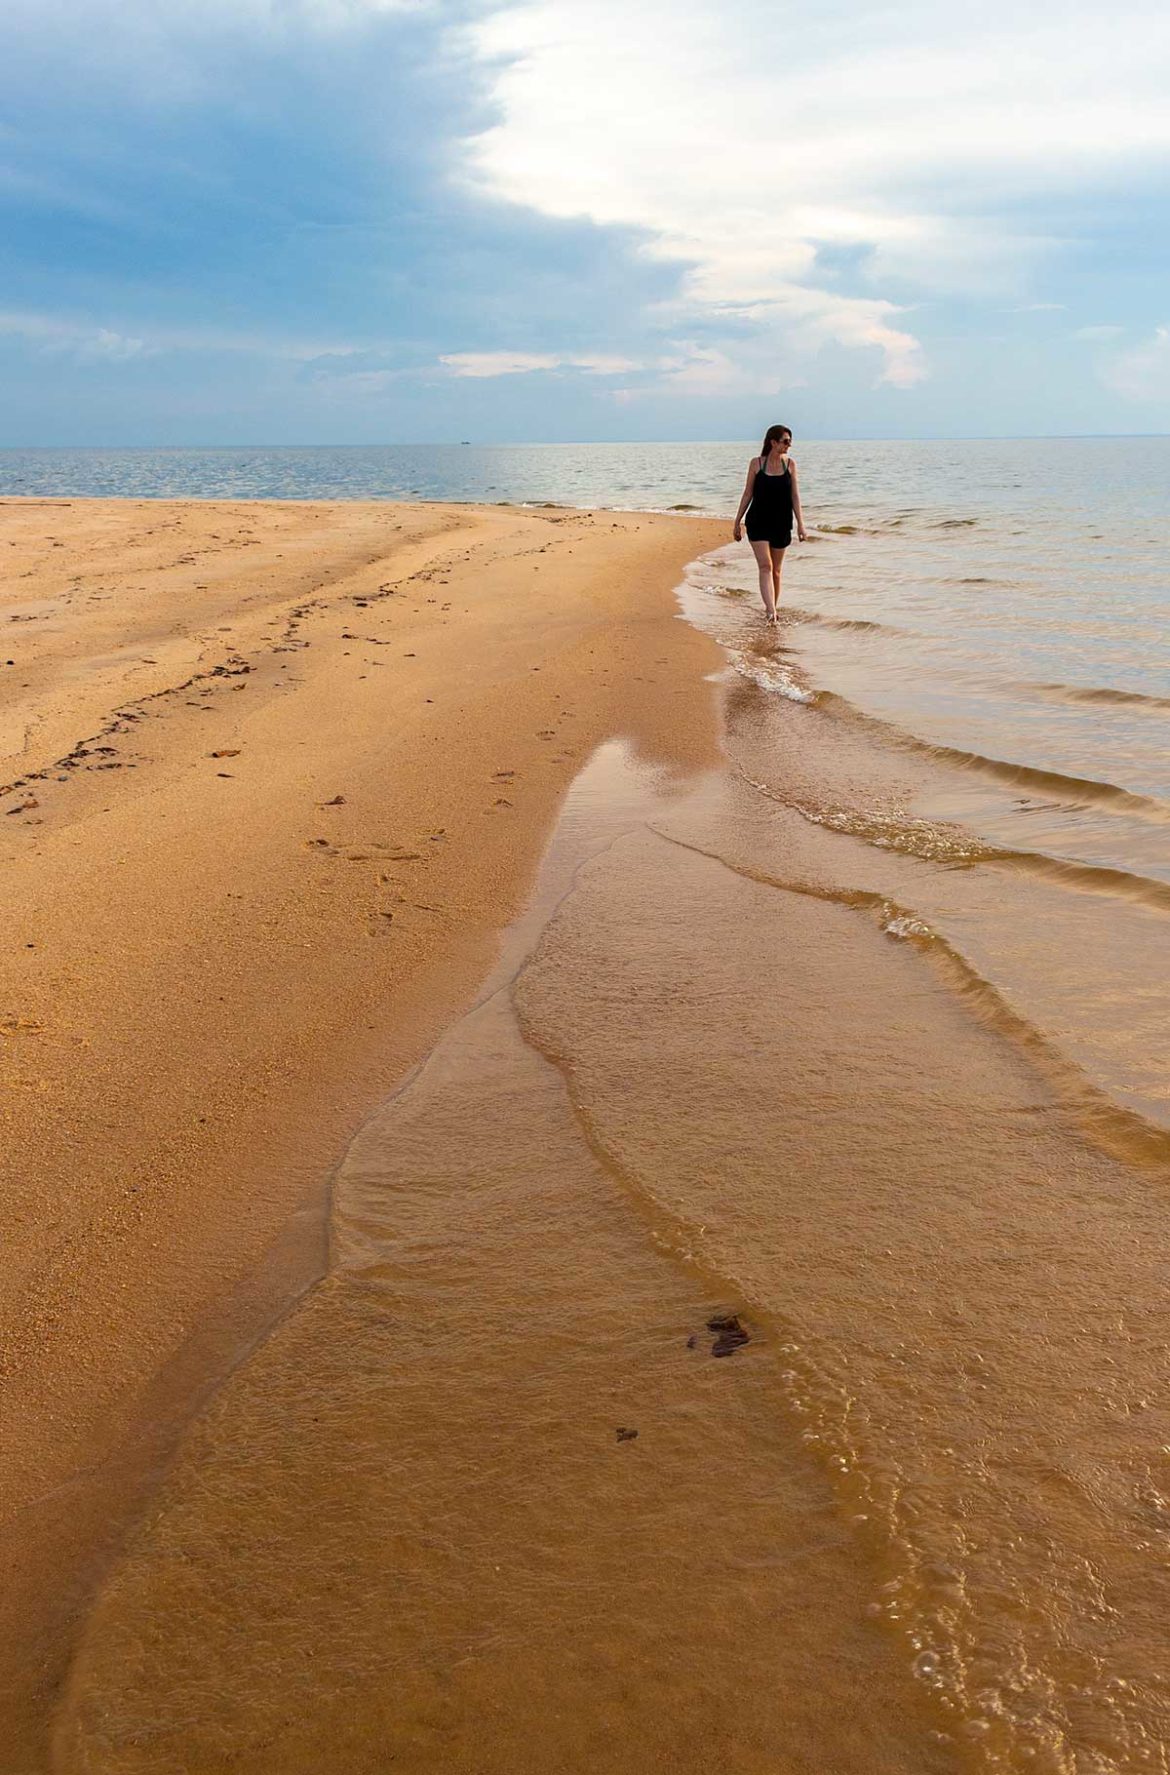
[0, 496, 724, 1766]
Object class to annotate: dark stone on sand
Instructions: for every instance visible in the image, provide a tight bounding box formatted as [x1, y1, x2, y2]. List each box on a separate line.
[707, 1313, 750, 1357]
[616, 1427, 638, 1442]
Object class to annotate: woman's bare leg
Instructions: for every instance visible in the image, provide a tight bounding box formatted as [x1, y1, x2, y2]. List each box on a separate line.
[771, 546, 787, 614]
[750, 539, 776, 620]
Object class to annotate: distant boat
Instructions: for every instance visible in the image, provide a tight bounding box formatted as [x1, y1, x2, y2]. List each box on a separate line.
[460, 440, 471, 445]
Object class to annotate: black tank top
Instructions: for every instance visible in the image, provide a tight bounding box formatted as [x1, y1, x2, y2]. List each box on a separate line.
[749, 456, 793, 522]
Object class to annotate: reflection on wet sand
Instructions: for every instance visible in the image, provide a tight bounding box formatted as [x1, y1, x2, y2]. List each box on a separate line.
[55, 745, 948, 1775]
[56, 512, 1170, 1771]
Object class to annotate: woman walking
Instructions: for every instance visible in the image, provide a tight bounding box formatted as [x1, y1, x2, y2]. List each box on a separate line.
[733, 425, 807, 622]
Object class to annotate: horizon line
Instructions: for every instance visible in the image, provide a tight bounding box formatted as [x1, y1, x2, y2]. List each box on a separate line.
[2, 433, 1169, 451]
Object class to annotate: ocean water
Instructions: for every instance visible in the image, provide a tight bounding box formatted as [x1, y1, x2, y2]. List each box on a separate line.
[43, 438, 1170, 1772]
[16, 438, 792, 506]
[3, 434, 1161, 523]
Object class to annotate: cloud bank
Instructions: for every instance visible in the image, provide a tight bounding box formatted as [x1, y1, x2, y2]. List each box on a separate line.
[461, 0, 1170, 398]
[1, 0, 1168, 439]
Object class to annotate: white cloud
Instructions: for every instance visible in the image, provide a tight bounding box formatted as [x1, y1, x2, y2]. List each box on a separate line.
[440, 350, 640, 377]
[0, 309, 360, 364]
[0, 311, 152, 361]
[86, 327, 149, 362]
[458, 0, 1170, 391]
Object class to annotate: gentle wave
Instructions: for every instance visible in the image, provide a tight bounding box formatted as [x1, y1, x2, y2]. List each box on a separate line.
[740, 767, 994, 864]
[650, 820, 1170, 1172]
[993, 847, 1170, 913]
[803, 687, 1170, 827]
[739, 758, 1170, 914]
[723, 612, 1170, 829]
[785, 606, 901, 636]
[1015, 680, 1170, 713]
[886, 730, 1170, 824]
[813, 522, 884, 537]
[729, 652, 817, 704]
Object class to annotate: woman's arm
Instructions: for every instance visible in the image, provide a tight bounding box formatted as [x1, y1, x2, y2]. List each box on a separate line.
[790, 458, 807, 542]
[733, 458, 759, 540]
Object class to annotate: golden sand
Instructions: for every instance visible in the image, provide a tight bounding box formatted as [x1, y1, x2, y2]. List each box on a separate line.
[12, 497, 1167, 1775]
[0, 498, 724, 1765]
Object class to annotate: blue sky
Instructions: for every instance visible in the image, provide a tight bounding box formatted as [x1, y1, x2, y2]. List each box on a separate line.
[2, 0, 1169, 443]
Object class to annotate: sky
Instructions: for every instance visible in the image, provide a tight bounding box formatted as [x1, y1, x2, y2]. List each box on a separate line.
[2, 0, 1169, 443]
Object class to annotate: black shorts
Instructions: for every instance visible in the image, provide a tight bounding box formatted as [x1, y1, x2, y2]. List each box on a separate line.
[745, 524, 791, 550]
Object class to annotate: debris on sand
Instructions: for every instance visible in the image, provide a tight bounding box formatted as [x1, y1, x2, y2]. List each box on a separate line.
[707, 1313, 751, 1358]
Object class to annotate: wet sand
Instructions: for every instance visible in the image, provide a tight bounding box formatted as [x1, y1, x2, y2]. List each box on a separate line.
[10, 498, 1170, 1774]
[56, 717, 1170, 1774]
[52, 745, 953, 1775]
[0, 497, 724, 1766]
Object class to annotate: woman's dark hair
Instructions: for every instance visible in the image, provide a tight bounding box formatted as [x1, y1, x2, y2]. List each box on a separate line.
[760, 423, 793, 461]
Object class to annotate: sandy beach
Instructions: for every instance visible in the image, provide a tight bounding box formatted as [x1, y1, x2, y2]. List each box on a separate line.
[7, 480, 1170, 1775]
[0, 497, 725, 1764]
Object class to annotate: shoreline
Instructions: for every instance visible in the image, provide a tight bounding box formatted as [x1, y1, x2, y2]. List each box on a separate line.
[54, 736, 955, 1775]
[9, 477, 1170, 1770]
[0, 497, 726, 1766]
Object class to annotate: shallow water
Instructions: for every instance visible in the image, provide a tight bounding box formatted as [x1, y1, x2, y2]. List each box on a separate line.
[56, 738, 1170, 1771]
[687, 450, 1170, 1140]
[54, 744, 956, 1775]
[48, 442, 1170, 1772]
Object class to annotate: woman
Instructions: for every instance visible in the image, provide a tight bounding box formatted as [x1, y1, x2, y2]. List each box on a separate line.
[733, 424, 807, 622]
